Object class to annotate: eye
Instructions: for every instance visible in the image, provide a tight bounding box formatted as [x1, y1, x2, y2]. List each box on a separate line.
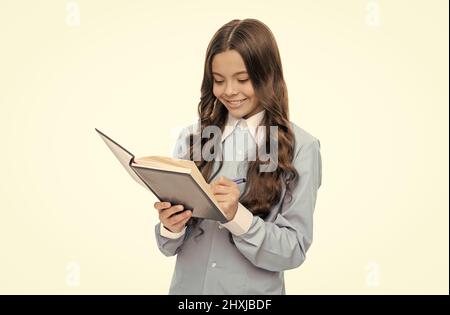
[214, 79, 224, 84]
[238, 79, 249, 83]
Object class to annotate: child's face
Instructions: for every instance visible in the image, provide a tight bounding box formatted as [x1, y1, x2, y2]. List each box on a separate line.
[212, 50, 262, 119]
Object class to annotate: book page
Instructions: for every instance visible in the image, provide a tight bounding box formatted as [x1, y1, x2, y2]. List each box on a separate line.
[133, 157, 190, 174]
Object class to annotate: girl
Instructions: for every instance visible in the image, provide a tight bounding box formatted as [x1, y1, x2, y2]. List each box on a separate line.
[153, 18, 322, 295]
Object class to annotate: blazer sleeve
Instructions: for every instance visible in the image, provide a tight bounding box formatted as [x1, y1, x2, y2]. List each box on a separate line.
[154, 126, 193, 257]
[232, 139, 322, 272]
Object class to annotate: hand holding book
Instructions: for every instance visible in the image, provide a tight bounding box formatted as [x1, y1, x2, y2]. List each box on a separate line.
[154, 177, 246, 232]
[154, 202, 192, 233]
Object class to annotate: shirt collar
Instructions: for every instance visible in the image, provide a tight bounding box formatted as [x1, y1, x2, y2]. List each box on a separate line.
[221, 109, 266, 144]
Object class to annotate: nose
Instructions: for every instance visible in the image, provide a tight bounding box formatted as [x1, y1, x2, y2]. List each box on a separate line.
[224, 81, 238, 97]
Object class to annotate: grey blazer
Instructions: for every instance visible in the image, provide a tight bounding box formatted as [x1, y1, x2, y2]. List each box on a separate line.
[154, 121, 322, 294]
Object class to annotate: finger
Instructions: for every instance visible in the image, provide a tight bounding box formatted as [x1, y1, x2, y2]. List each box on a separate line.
[160, 204, 184, 220]
[172, 211, 192, 228]
[154, 201, 171, 212]
[215, 195, 230, 202]
[211, 185, 230, 195]
[171, 216, 191, 233]
[217, 176, 233, 186]
[169, 210, 192, 226]
[212, 176, 231, 187]
[210, 181, 219, 188]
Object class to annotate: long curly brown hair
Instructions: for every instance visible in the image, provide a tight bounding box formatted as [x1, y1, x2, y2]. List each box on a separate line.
[185, 19, 299, 239]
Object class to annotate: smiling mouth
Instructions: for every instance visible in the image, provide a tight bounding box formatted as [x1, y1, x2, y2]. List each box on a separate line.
[225, 98, 248, 107]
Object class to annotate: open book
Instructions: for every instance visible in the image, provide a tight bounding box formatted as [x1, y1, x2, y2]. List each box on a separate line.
[95, 128, 228, 223]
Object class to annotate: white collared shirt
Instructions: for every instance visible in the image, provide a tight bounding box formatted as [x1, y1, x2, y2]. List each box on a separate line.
[221, 109, 266, 145]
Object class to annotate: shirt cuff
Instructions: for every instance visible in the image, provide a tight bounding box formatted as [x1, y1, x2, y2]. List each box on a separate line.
[159, 223, 186, 239]
[220, 203, 253, 236]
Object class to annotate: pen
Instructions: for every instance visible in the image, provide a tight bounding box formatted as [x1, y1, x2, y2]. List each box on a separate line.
[232, 178, 246, 184]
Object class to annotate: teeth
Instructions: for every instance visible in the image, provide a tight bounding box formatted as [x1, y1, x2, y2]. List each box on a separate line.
[228, 98, 246, 105]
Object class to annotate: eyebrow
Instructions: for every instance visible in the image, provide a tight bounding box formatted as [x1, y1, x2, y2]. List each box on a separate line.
[212, 71, 248, 77]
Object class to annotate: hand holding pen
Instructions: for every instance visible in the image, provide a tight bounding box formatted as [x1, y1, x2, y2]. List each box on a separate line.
[210, 176, 246, 221]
